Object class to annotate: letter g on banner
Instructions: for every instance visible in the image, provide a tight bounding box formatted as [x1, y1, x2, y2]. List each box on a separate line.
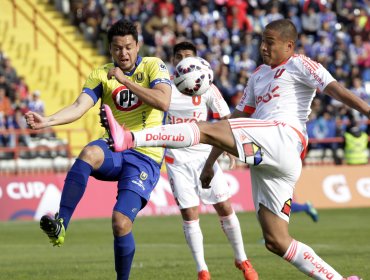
[323, 175, 351, 203]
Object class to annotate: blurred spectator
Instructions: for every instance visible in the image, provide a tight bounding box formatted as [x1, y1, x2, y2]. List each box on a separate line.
[154, 24, 176, 58]
[233, 51, 256, 76]
[144, 6, 175, 46]
[225, 0, 250, 32]
[319, 3, 338, 32]
[265, 3, 284, 24]
[301, 6, 321, 38]
[311, 31, 332, 61]
[189, 21, 209, 49]
[98, 6, 121, 55]
[0, 57, 18, 85]
[349, 34, 370, 68]
[175, 5, 195, 36]
[343, 125, 369, 165]
[0, 86, 12, 117]
[351, 77, 370, 104]
[79, 0, 103, 43]
[247, 7, 267, 36]
[28, 90, 45, 117]
[193, 4, 215, 29]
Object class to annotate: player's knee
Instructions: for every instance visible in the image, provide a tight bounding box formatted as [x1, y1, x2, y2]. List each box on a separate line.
[78, 145, 104, 169]
[264, 236, 286, 256]
[112, 214, 133, 236]
[214, 200, 233, 216]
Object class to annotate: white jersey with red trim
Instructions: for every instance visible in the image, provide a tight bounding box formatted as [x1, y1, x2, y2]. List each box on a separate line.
[165, 82, 230, 164]
[236, 54, 336, 133]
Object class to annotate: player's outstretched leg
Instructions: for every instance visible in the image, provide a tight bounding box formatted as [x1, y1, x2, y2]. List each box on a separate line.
[40, 213, 65, 247]
[100, 104, 134, 152]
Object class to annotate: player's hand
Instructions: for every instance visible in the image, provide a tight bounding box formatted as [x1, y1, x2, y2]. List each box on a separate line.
[200, 163, 214, 189]
[24, 111, 46, 130]
[107, 67, 128, 85]
[224, 152, 236, 169]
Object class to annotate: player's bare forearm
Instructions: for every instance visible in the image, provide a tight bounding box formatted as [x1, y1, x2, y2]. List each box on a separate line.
[325, 81, 370, 118]
[26, 93, 94, 129]
[124, 80, 171, 111]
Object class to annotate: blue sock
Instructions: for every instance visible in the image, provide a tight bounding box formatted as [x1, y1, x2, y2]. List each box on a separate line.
[59, 159, 92, 229]
[114, 233, 135, 280]
[291, 202, 308, 213]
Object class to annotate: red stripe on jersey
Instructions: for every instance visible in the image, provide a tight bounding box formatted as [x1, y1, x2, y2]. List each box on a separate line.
[229, 119, 279, 129]
[213, 112, 221, 119]
[243, 106, 256, 114]
[165, 155, 174, 164]
[210, 84, 223, 99]
[302, 56, 319, 70]
[290, 126, 308, 160]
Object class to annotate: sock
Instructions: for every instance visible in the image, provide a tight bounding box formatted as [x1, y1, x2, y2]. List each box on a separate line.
[220, 211, 247, 262]
[114, 232, 135, 280]
[283, 239, 343, 280]
[291, 202, 308, 213]
[133, 123, 200, 148]
[183, 219, 208, 272]
[59, 159, 92, 229]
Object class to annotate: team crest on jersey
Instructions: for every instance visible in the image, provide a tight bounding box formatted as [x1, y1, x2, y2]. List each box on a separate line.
[158, 62, 167, 72]
[135, 72, 144, 83]
[140, 171, 148, 181]
[281, 198, 292, 217]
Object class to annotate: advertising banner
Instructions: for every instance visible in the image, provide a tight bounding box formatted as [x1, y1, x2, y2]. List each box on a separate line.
[0, 170, 254, 221]
[0, 166, 369, 221]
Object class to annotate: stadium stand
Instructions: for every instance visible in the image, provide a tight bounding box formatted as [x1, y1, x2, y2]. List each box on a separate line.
[0, 0, 369, 174]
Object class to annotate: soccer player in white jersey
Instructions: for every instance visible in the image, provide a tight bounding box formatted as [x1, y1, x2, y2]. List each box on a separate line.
[166, 42, 258, 280]
[101, 19, 368, 279]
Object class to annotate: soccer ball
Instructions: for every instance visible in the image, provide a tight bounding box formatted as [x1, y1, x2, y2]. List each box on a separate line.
[174, 56, 214, 96]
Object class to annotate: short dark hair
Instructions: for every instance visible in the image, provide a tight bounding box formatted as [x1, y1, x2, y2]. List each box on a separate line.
[265, 19, 298, 42]
[173, 41, 197, 56]
[107, 20, 138, 45]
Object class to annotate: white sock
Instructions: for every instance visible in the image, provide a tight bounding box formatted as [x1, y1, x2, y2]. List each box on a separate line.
[284, 239, 343, 280]
[220, 211, 247, 262]
[133, 123, 200, 148]
[183, 219, 208, 272]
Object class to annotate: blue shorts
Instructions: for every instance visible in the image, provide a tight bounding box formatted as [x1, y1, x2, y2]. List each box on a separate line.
[87, 139, 161, 206]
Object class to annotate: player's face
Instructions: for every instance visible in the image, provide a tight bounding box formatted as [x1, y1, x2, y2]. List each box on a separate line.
[260, 29, 294, 67]
[173, 49, 196, 67]
[109, 35, 140, 72]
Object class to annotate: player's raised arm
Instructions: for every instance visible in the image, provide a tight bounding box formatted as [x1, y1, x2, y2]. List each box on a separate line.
[323, 81, 370, 119]
[25, 93, 94, 130]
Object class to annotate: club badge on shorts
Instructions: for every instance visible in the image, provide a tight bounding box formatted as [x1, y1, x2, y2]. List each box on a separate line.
[140, 171, 148, 181]
[281, 198, 292, 217]
[243, 142, 263, 165]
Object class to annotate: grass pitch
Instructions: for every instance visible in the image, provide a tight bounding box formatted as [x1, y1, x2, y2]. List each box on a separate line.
[1, 208, 369, 280]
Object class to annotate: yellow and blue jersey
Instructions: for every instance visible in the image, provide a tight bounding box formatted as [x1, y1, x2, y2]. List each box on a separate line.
[82, 56, 171, 163]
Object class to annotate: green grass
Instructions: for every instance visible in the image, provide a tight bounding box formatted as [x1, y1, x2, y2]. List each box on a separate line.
[1, 208, 369, 280]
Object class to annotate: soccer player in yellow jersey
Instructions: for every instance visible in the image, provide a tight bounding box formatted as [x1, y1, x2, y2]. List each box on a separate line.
[25, 20, 171, 280]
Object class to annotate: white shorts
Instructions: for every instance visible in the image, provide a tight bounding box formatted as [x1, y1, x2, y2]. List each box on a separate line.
[228, 118, 305, 222]
[166, 156, 231, 209]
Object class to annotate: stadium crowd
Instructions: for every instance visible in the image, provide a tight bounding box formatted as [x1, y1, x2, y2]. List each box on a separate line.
[55, 0, 370, 129]
[1, 0, 369, 165]
[0, 46, 68, 163]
